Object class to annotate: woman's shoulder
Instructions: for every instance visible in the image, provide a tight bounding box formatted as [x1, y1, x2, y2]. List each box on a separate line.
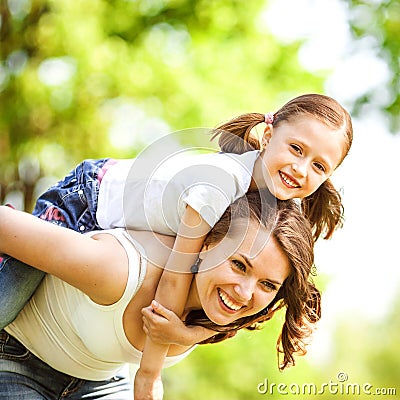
[125, 230, 174, 270]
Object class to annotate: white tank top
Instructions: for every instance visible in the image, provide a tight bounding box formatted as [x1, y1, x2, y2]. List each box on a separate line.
[5, 228, 195, 381]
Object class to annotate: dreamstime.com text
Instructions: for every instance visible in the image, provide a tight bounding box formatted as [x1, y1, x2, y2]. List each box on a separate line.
[257, 372, 397, 396]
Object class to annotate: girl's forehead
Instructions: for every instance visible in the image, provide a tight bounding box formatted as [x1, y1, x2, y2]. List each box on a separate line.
[276, 115, 347, 165]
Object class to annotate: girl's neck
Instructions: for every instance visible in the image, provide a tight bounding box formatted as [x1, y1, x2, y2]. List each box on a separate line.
[249, 152, 268, 191]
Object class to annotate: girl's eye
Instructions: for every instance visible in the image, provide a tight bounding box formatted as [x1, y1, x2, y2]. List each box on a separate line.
[290, 144, 302, 154]
[314, 162, 326, 172]
[231, 260, 246, 272]
[261, 281, 277, 292]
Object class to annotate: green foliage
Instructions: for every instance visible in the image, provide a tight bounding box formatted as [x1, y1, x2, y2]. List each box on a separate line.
[348, 0, 400, 132]
[163, 310, 288, 400]
[1, 0, 399, 398]
[0, 0, 323, 209]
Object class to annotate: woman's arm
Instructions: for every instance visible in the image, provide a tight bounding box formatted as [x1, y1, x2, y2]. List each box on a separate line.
[0, 205, 128, 305]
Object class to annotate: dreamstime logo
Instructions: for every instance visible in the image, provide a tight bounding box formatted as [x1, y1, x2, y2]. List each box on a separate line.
[257, 372, 397, 396]
[122, 128, 278, 273]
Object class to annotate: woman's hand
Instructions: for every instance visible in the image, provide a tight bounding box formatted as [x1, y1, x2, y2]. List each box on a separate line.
[134, 368, 163, 400]
[142, 301, 215, 347]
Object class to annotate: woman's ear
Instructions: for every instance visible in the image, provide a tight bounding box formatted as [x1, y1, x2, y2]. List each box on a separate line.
[198, 241, 218, 263]
[192, 244, 211, 274]
[261, 124, 273, 149]
[190, 256, 202, 274]
[198, 243, 211, 260]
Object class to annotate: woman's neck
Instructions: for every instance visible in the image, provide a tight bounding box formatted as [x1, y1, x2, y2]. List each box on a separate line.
[182, 278, 202, 318]
[126, 229, 203, 317]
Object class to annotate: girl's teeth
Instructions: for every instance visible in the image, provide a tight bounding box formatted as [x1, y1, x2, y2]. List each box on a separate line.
[281, 172, 298, 187]
[218, 289, 241, 311]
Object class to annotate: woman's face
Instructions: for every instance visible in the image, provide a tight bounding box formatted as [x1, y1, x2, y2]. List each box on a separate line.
[189, 220, 290, 326]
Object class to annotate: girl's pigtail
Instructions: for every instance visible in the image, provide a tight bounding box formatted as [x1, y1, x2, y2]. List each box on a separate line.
[301, 179, 344, 241]
[210, 113, 265, 154]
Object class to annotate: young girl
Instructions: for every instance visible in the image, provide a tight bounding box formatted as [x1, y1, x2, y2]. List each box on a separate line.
[0, 93, 352, 398]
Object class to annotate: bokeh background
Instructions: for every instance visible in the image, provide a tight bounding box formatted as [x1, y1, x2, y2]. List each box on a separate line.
[1, 0, 399, 399]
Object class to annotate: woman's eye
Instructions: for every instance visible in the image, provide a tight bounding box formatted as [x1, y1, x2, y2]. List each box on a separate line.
[232, 260, 246, 272]
[314, 162, 326, 172]
[290, 144, 302, 154]
[261, 281, 277, 292]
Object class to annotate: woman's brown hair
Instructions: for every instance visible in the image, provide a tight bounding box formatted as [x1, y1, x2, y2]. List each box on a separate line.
[185, 189, 321, 370]
[210, 93, 353, 240]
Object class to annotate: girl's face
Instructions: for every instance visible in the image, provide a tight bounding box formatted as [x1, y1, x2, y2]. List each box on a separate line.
[260, 115, 346, 200]
[188, 221, 290, 326]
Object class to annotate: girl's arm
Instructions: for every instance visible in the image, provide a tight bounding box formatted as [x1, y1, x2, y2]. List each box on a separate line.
[0, 206, 127, 305]
[154, 204, 211, 314]
[135, 205, 211, 398]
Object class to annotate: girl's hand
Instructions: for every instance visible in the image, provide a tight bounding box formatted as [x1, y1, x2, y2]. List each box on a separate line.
[142, 301, 215, 347]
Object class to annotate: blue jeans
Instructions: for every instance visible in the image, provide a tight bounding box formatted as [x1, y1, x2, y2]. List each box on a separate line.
[0, 330, 133, 399]
[0, 159, 110, 329]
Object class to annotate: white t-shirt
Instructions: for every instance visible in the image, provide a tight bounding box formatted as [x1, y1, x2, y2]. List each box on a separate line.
[97, 150, 259, 235]
[5, 229, 195, 381]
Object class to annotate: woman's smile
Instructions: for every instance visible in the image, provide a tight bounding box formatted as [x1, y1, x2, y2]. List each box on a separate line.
[217, 288, 245, 313]
[193, 221, 290, 326]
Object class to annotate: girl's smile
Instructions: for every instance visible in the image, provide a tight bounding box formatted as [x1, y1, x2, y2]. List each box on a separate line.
[279, 171, 301, 189]
[251, 115, 346, 200]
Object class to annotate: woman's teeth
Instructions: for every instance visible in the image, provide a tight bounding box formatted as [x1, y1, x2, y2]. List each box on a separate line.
[218, 289, 242, 311]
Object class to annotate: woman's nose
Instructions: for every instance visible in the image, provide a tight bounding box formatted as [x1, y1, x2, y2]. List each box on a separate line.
[234, 280, 255, 302]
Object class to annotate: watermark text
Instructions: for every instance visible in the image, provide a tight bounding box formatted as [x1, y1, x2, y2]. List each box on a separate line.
[257, 372, 397, 396]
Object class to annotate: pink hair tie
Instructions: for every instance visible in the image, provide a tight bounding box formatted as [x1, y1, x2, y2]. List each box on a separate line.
[264, 112, 274, 124]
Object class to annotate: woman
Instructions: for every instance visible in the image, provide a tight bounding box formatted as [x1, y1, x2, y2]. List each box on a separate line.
[0, 191, 320, 399]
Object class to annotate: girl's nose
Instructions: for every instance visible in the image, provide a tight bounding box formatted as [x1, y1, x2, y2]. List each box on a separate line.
[291, 160, 307, 178]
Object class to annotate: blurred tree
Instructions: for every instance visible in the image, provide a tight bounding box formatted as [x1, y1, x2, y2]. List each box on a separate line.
[0, 1, 398, 204]
[0, 0, 323, 210]
[364, 290, 400, 390]
[163, 310, 291, 400]
[317, 291, 400, 400]
[348, 0, 400, 133]
[1, 0, 399, 398]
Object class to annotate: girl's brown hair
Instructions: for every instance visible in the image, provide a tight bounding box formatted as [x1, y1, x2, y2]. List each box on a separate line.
[185, 189, 321, 370]
[210, 93, 353, 240]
